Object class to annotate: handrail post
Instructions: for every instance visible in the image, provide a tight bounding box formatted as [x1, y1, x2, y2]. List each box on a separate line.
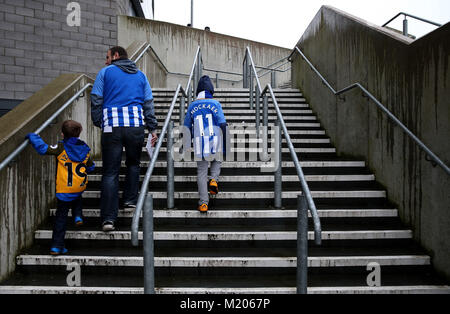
[179, 94, 186, 125]
[167, 120, 174, 209]
[271, 70, 276, 88]
[193, 71, 198, 100]
[255, 86, 260, 137]
[249, 69, 254, 110]
[216, 72, 219, 88]
[403, 15, 408, 36]
[274, 119, 282, 209]
[263, 94, 268, 128]
[143, 193, 155, 294]
[187, 85, 192, 107]
[297, 195, 308, 294]
[243, 55, 248, 88]
[261, 93, 269, 161]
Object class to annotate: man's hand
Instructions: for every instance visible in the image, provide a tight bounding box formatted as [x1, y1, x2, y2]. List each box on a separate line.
[151, 132, 158, 147]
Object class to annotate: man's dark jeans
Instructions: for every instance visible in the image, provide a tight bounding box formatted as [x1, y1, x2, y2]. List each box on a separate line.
[53, 197, 82, 248]
[101, 126, 145, 223]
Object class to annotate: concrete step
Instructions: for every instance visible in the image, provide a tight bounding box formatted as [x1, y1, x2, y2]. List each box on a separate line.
[155, 109, 313, 115]
[34, 230, 413, 241]
[135, 147, 337, 153]
[81, 190, 386, 199]
[146, 138, 331, 145]
[49, 208, 398, 219]
[156, 121, 322, 128]
[153, 92, 304, 98]
[154, 97, 306, 103]
[16, 255, 431, 268]
[155, 115, 317, 121]
[92, 160, 366, 168]
[1, 285, 449, 294]
[87, 174, 374, 183]
[154, 103, 311, 109]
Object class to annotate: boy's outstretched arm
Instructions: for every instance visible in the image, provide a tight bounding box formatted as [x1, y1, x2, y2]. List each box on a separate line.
[26, 133, 49, 155]
[26, 133, 61, 156]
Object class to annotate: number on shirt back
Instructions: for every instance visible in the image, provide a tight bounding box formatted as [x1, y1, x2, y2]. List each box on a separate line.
[195, 114, 214, 136]
[64, 162, 87, 187]
[194, 114, 218, 156]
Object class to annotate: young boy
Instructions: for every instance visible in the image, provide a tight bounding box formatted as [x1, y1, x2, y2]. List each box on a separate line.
[26, 120, 95, 255]
[183, 75, 227, 212]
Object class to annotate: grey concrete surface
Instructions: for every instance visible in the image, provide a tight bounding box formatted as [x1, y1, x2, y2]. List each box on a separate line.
[0, 74, 99, 282]
[291, 5, 450, 281]
[117, 16, 291, 89]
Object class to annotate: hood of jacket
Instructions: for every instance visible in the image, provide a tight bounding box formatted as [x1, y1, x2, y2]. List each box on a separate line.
[112, 58, 138, 74]
[196, 75, 214, 97]
[63, 137, 91, 162]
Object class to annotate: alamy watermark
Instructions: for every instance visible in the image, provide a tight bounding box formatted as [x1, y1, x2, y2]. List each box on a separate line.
[66, 2, 81, 27]
[168, 124, 282, 172]
[66, 262, 81, 287]
[366, 262, 381, 287]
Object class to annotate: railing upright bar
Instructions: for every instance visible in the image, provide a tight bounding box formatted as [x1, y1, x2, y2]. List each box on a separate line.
[274, 119, 282, 209]
[297, 195, 308, 294]
[403, 17, 409, 36]
[167, 120, 174, 209]
[249, 69, 254, 110]
[0, 83, 92, 173]
[290, 46, 450, 176]
[255, 86, 260, 135]
[179, 94, 186, 125]
[143, 194, 155, 294]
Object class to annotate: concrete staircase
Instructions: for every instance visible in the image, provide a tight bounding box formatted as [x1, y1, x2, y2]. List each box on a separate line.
[1, 88, 449, 294]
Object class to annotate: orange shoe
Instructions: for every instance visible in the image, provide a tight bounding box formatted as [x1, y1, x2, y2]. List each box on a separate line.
[208, 179, 219, 195]
[198, 203, 208, 213]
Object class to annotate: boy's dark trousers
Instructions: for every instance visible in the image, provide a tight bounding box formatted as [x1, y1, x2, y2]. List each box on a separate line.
[52, 197, 83, 248]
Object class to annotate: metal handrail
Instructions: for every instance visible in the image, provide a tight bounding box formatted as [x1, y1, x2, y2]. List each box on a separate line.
[245, 47, 321, 294]
[383, 12, 442, 28]
[244, 47, 322, 245]
[0, 83, 92, 172]
[185, 46, 202, 96]
[131, 47, 202, 246]
[243, 47, 264, 93]
[289, 46, 450, 176]
[382, 12, 443, 37]
[263, 84, 322, 244]
[130, 84, 186, 246]
[134, 42, 191, 78]
[131, 46, 203, 294]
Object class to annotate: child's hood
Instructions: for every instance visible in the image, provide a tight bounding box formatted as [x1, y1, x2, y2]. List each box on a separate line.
[63, 137, 91, 162]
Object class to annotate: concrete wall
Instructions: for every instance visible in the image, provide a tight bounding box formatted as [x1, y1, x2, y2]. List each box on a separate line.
[291, 6, 450, 280]
[117, 16, 291, 89]
[0, 74, 99, 282]
[0, 0, 135, 102]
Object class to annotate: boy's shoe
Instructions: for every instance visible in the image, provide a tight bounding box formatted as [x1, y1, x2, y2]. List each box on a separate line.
[102, 220, 115, 232]
[198, 203, 208, 213]
[123, 202, 137, 212]
[208, 179, 219, 195]
[74, 216, 83, 226]
[50, 247, 68, 255]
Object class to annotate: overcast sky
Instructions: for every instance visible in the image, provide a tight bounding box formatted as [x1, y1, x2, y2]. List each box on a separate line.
[141, 0, 450, 48]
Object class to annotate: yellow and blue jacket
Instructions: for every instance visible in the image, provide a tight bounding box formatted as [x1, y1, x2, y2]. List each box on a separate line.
[27, 133, 95, 201]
